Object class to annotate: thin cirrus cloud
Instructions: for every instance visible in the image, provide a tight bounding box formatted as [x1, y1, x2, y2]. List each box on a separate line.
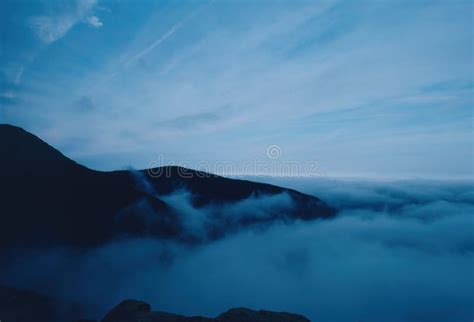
[122, 0, 216, 69]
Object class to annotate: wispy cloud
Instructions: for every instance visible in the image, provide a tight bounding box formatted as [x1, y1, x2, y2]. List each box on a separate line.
[14, 66, 24, 85]
[30, 0, 102, 44]
[1, 91, 15, 99]
[4, 0, 472, 176]
[84, 15, 103, 28]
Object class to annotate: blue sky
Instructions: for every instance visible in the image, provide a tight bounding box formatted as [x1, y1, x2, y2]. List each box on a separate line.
[0, 0, 473, 178]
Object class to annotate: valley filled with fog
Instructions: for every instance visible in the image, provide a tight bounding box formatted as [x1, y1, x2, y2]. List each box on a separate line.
[2, 177, 472, 322]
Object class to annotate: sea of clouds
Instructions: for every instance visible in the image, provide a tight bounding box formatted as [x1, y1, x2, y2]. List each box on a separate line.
[1, 177, 473, 322]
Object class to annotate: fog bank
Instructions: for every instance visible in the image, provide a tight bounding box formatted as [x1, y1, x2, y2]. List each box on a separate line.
[1, 178, 473, 322]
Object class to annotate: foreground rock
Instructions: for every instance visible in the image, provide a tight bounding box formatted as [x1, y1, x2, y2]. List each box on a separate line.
[0, 285, 81, 322]
[101, 299, 310, 322]
[0, 285, 310, 322]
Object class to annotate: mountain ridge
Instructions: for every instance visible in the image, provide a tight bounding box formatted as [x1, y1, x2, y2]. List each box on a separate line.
[0, 124, 336, 248]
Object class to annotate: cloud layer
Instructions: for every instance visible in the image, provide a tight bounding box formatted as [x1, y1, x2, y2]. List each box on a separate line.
[1, 178, 472, 322]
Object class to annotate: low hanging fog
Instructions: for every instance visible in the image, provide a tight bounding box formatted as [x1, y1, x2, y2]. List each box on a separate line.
[1, 178, 473, 322]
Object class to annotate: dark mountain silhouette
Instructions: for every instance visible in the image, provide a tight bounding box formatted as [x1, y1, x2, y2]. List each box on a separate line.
[0, 124, 336, 248]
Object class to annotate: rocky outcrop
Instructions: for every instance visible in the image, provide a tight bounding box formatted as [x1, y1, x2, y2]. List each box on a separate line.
[100, 299, 310, 322]
[216, 307, 310, 322]
[0, 285, 311, 322]
[102, 300, 153, 322]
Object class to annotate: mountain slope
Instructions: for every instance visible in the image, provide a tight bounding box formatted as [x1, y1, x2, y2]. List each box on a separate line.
[0, 124, 335, 248]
